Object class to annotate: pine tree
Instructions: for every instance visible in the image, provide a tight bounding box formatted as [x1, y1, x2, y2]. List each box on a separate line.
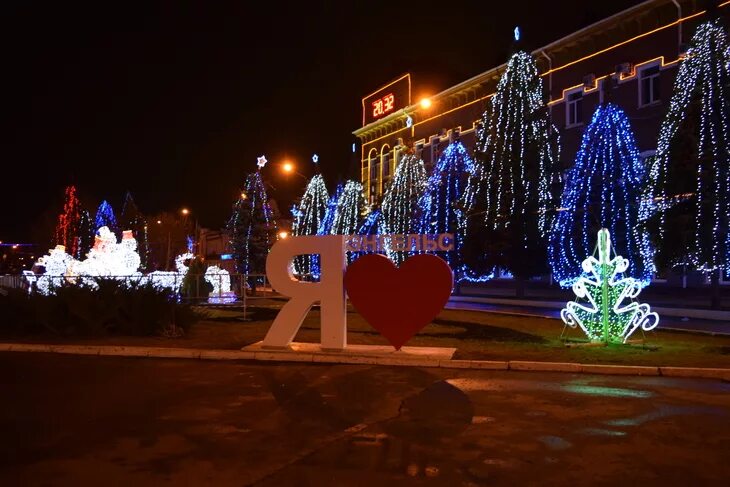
[76, 209, 94, 259]
[331, 180, 368, 236]
[120, 192, 149, 271]
[381, 153, 427, 266]
[54, 185, 81, 255]
[94, 200, 119, 237]
[317, 183, 343, 235]
[331, 180, 368, 264]
[291, 173, 328, 277]
[643, 19, 730, 307]
[418, 140, 476, 272]
[550, 103, 653, 288]
[460, 50, 560, 290]
[227, 171, 278, 276]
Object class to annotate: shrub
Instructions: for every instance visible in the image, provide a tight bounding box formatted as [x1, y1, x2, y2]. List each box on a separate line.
[0, 279, 200, 337]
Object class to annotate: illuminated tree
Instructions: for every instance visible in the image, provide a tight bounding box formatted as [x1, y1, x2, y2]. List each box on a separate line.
[331, 180, 368, 236]
[460, 50, 560, 292]
[227, 171, 278, 276]
[76, 209, 94, 260]
[120, 192, 149, 271]
[550, 103, 653, 288]
[418, 140, 476, 272]
[381, 153, 427, 266]
[54, 185, 81, 255]
[643, 19, 730, 308]
[317, 183, 343, 235]
[292, 173, 328, 277]
[94, 200, 119, 237]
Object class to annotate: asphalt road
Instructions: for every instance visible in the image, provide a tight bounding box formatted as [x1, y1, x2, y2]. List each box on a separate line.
[1, 353, 729, 486]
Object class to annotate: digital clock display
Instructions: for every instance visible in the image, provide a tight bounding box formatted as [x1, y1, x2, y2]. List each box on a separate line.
[362, 74, 411, 126]
[372, 93, 395, 118]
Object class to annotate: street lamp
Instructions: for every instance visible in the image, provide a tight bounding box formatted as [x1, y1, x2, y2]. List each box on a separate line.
[278, 231, 289, 240]
[419, 97, 432, 109]
[280, 161, 307, 180]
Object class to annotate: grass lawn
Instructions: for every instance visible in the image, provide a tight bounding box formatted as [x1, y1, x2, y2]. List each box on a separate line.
[5, 300, 729, 368]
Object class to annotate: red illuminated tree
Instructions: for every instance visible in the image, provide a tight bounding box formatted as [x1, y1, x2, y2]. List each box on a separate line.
[54, 185, 81, 255]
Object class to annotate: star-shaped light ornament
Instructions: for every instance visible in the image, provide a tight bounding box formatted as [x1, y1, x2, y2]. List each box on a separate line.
[257, 155, 268, 169]
[312, 154, 319, 164]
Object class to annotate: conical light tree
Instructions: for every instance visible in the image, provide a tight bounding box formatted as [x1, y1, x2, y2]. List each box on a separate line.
[227, 168, 278, 276]
[94, 200, 119, 237]
[643, 19, 730, 307]
[291, 173, 328, 277]
[331, 180, 368, 264]
[550, 103, 653, 288]
[418, 140, 476, 272]
[120, 191, 149, 271]
[331, 180, 368, 236]
[381, 153, 427, 266]
[55, 185, 81, 256]
[317, 183, 343, 235]
[460, 50, 560, 289]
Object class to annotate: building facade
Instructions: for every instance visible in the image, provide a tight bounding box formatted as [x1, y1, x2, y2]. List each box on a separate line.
[354, 0, 729, 207]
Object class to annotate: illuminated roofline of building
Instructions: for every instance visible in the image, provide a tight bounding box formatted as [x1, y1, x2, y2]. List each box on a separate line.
[354, 0, 728, 140]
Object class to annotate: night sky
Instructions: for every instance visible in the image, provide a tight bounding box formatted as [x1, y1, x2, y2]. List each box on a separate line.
[2, 0, 643, 242]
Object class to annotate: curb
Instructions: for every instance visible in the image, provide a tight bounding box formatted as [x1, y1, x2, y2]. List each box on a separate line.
[1, 343, 729, 380]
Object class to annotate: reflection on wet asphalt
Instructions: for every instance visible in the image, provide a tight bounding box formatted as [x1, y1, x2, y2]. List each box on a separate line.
[0, 353, 729, 486]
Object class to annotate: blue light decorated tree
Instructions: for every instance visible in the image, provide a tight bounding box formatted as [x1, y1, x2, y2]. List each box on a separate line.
[94, 200, 119, 237]
[317, 183, 343, 235]
[459, 49, 560, 292]
[331, 180, 368, 264]
[292, 173, 328, 277]
[381, 153, 427, 266]
[227, 167, 278, 277]
[418, 140, 476, 272]
[643, 19, 730, 308]
[550, 103, 653, 288]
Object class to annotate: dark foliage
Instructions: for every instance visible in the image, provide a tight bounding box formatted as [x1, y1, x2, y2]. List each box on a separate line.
[0, 280, 200, 337]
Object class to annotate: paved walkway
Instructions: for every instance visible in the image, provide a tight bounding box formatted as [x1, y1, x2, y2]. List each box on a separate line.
[1, 352, 728, 486]
[447, 300, 730, 336]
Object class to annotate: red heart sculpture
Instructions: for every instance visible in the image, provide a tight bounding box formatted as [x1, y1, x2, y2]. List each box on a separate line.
[344, 254, 453, 350]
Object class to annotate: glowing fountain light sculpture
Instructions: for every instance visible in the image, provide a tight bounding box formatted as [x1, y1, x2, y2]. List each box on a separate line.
[560, 229, 659, 344]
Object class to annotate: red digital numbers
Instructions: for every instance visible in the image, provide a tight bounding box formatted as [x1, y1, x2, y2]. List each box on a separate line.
[372, 93, 395, 118]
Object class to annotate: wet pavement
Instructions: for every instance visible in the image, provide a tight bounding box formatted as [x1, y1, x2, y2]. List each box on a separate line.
[1, 353, 729, 486]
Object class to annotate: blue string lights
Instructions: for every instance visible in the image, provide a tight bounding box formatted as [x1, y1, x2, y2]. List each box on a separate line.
[550, 103, 653, 288]
[418, 140, 476, 271]
[94, 200, 119, 237]
[227, 169, 278, 276]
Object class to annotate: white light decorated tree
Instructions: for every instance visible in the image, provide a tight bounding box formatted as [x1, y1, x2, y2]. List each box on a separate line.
[643, 19, 730, 308]
[380, 153, 427, 266]
[291, 173, 329, 277]
[459, 45, 560, 290]
[330, 180, 368, 264]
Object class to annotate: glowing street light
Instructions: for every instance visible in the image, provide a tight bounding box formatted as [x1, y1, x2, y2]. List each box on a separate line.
[419, 97, 432, 109]
[240, 191, 248, 200]
[282, 161, 294, 173]
[278, 231, 289, 239]
[181, 208, 190, 216]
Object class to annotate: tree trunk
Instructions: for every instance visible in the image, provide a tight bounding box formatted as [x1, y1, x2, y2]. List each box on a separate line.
[711, 269, 721, 310]
[515, 276, 526, 298]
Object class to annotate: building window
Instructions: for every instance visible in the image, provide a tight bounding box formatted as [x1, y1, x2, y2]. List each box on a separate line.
[639, 64, 660, 107]
[566, 90, 583, 127]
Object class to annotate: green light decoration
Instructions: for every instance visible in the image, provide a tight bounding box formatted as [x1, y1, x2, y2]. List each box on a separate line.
[560, 229, 659, 344]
